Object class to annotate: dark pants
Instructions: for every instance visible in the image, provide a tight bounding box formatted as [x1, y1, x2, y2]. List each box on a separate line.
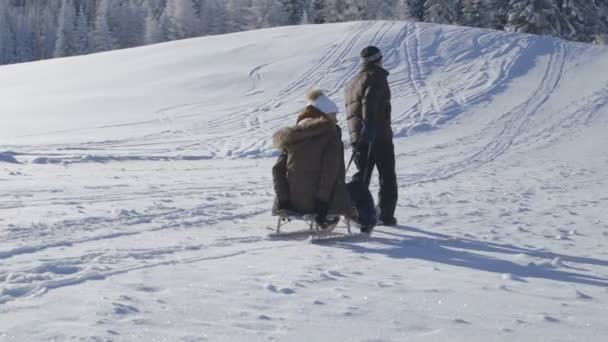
[353, 139, 398, 220]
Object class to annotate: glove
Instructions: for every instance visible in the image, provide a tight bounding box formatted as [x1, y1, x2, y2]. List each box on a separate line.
[314, 199, 329, 226]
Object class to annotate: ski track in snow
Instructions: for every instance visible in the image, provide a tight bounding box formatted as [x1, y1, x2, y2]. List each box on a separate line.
[409, 39, 567, 184]
[2, 21, 608, 341]
[4, 22, 567, 163]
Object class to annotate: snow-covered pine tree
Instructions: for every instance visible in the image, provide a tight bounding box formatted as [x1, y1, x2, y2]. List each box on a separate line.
[310, 0, 329, 24]
[92, 0, 118, 52]
[252, 0, 290, 28]
[460, 0, 484, 27]
[300, 8, 310, 24]
[112, 0, 147, 48]
[73, 4, 90, 55]
[12, 5, 38, 62]
[562, 0, 606, 43]
[505, 0, 568, 38]
[393, 0, 413, 21]
[0, 3, 14, 64]
[326, 0, 349, 22]
[376, 1, 395, 20]
[596, 0, 608, 43]
[342, 0, 368, 21]
[206, 0, 231, 34]
[407, 0, 425, 21]
[278, 0, 306, 25]
[144, 7, 164, 44]
[225, 0, 255, 32]
[424, 0, 458, 25]
[163, 0, 200, 40]
[36, 2, 61, 60]
[486, 0, 510, 29]
[54, 0, 78, 57]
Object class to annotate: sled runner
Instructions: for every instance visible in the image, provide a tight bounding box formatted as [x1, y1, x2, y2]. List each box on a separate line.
[270, 209, 353, 238]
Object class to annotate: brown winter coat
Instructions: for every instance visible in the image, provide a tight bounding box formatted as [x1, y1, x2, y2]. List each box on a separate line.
[272, 109, 354, 217]
[344, 63, 392, 145]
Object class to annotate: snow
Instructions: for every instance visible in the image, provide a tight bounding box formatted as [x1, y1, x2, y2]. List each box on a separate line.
[1, 21, 608, 341]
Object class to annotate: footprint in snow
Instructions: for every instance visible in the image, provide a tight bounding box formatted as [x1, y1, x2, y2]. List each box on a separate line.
[501, 273, 526, 282]
[498, 284, 512, 291]
[135, 285, 161, 293]
[453, 319, 471, 325]
[280, 288, 295, 295]
[112, 303, 139, 315]
[376, 281, 393, 288]
[575, 289, 593, 300]
[540, 315, 560, 323]
[265, 284, 295, 295]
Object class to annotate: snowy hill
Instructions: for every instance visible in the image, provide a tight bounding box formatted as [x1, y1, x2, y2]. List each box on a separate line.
[1, 21, 608, 341]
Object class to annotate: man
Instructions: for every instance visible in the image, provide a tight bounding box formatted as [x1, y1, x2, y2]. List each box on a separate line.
[344, 46, 398, 226]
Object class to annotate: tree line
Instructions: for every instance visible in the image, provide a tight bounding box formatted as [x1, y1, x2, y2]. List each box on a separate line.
[1, 0, 606, 65]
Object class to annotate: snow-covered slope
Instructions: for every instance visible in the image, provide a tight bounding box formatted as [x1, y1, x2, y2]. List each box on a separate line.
[1, 21, 608, 341]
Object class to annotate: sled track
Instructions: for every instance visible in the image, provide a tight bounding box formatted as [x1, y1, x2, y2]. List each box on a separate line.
[402, 24, 433, 119]
[518, 84, 608, 150]
[185, 22, 396, 158]
[405, 40, 566, 184]
[0, 178, 277, 305]
[165, 22, 381, 157]
[0, 238, 299, 305]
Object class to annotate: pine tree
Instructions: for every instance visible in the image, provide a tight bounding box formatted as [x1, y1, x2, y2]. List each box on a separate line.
[342, 0, 368, 21]
[54, 0, 78, 57]
[144, 10, 164, 44]
[562, 0, 605, 42]
[310, 0, 329, 23]
[505, 0, 568, 38]
[206, 0, 231, 34]
[301, 8, 310, 24]
[73, 5, 90, 55]
[38, 2, 62, 60]
[460, 0, 488, 27]
[597, 0, 608, 42]
[112, 0, 147, 48]
[252, 0, 289, 28]
[278, 0, 306, 25]
[0, 3, 14, 64]
[225, 0, 255, 32]
[92, 0, 118, 52]
[163, 0, 200, 40]
[394, 0, 413, 21]
[488, 0, 510, 29]
[326, 0, 348, 22]
[12, 5, 37, 62]
[424, 0, 458, 25]
[376, 1, 394, 20]
[407, 0, 425, 21]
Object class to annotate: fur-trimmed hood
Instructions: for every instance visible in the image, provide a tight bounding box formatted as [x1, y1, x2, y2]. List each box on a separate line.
[273, 117, 336, 150]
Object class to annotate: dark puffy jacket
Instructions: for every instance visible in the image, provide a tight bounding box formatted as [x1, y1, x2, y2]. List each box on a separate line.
[271, 115, 355, 217]
[344, 63, 392, 145]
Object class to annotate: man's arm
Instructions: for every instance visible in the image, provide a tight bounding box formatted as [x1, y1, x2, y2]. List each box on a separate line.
[361, 77, 380, 143]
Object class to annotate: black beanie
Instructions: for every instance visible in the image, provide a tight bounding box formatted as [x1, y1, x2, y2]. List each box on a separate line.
[360, 46, 382, 63]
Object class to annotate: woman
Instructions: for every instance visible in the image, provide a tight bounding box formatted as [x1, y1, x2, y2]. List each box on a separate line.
[272, 90, 355, 229]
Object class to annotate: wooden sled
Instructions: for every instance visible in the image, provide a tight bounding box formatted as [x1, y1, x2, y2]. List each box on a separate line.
[272, 210, 353, 237]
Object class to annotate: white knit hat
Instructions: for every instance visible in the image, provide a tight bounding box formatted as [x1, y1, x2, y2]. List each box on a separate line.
[306, 89, 338, 119]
